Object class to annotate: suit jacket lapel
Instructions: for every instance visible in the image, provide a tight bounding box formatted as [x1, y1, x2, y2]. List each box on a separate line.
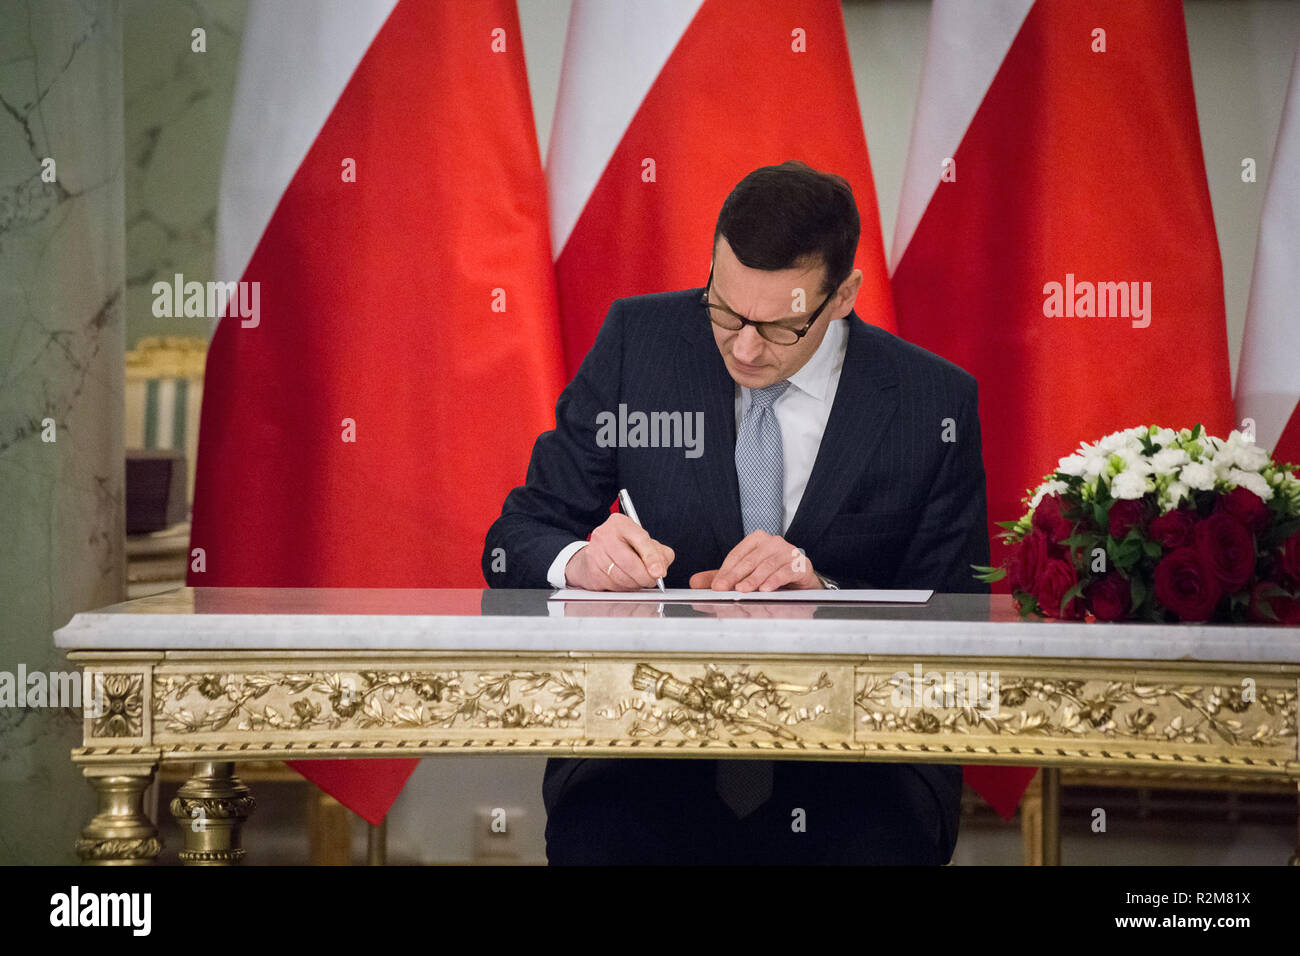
[678, 308, 743, 554]
[785, 315, 900, 547]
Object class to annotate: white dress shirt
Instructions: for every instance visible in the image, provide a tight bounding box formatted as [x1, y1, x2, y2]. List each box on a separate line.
[547, 318, 849, 587]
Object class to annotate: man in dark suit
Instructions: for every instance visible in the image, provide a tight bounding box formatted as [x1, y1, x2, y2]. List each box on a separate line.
[483, 161, 989, 865]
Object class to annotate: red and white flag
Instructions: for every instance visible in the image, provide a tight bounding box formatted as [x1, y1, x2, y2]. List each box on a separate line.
[1237, 42, 1300, 467]
[891, 0, 1235, 818]
[189, 0, 564, 824]
[547, 0, 895, 374]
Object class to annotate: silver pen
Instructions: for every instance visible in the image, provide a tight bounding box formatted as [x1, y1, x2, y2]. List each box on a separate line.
[617, 487, 665, 591]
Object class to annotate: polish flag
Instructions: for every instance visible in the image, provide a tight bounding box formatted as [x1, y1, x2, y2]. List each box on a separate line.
[547, 0, 895, 375]
[891, 0, 1235, 818]
[1237, 42, 1300, 467]
[189, 0, 564, 824]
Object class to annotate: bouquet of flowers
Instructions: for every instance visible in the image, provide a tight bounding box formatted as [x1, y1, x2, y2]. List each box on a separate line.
[974, 425, 1300, 623]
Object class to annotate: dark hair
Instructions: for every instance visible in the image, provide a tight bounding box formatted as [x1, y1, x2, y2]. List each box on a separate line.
[713, 161, 860, 295]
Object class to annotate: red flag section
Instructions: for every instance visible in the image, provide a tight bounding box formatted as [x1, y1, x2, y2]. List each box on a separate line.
[548, 0, 895, 375]
[189, 0, 564, 824]
[892, 0, 1235, 817]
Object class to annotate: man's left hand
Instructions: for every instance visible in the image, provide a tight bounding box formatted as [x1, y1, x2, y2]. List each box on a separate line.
[688, 530, 821, 592]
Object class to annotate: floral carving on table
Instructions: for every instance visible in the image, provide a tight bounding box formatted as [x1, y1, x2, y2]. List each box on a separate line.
[91, 673, 145, 738]
[597, 663, 833, 741]
[153, 670, 584, 734]
[855, 672, 1296, 748]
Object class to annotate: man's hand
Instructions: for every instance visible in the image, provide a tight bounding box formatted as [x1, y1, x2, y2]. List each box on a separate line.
[564, 513, 675, 591]
[688, 530, 820, 592]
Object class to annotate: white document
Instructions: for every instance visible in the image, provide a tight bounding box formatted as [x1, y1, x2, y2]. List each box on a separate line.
[549, 588, 932, 603]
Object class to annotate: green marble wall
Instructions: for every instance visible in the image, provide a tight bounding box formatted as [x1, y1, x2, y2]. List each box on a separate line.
[124, 0, 246, 348]
[0, 0, 126, 864]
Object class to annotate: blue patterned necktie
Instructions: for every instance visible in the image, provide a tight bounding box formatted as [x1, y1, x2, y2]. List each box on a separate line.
[716, 379, 789, 818]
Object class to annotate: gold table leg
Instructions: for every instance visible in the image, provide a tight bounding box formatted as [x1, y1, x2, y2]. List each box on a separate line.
[76, 764, 163, 865]
[170, 762, 255, 865]
[1020, 769, 1044, 865]
[1041, 767, 1061, 866]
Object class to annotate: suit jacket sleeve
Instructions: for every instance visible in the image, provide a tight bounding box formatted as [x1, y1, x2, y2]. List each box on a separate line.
[481, 301, 625, 587]
[888, 378, 991, 594]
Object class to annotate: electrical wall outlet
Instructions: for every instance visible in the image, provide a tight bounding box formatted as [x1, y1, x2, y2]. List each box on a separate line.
[472, 806, 526, 863]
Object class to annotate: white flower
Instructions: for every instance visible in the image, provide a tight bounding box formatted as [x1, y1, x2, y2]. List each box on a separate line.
[1150, 447, 1189, 474]
[1112, 471, 1150, 500]
[1162, 481, 1191, 510]
[1228, 468, 1274, 501]
[1028, 479, 1069, 513]
[1153, 427, 1177, 447]
[1235, 443, 1269, 472]
[1180, 461, 1216, 491]
[1209, 452, 1236, 481]
[1100, 429, 1143, 453]
[1057, 454, 1088, 477]
[1082, 453, 1108, 478]
[1116, 448, 1153, 475]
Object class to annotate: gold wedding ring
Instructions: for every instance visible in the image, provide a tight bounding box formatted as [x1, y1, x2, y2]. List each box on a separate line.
[605, 561, 616, 576]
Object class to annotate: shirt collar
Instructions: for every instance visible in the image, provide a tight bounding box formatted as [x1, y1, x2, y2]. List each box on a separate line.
[784, 317, 847, 403]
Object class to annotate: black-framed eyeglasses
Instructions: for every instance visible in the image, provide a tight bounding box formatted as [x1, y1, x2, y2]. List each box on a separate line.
[699, 264, 838, 345]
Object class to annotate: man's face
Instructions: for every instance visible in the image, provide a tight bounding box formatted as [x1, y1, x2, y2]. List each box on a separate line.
[708, 237, 857, 389]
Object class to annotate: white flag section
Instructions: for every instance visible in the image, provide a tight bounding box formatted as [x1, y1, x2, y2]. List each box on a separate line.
[890, 0, 1032, 269]
[546, 0, 704, 258]
[214, 0, 398, 287]
[1237, 42, 1300, 462]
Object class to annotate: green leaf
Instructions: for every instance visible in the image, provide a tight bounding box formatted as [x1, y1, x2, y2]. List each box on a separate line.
[1259, 517, 1300, 549]
[1013, 590, 1041, 618]
[1191, 423, 1203, 440]
[1142, 539, 1163, 559]
[1130, 573, 1146, 612]
[994, 520, 1021, 531]
[1059, 580, 1086, 615]
[971, 565, 1007, 583]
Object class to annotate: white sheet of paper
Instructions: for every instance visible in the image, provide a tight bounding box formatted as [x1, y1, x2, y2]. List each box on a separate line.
[548, 588, 932, 603]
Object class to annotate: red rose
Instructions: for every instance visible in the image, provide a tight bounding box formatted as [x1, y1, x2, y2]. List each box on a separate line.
[1274, 594, 1300, 624]
[1149, 508, 1197, 550]
[1031, 493, 1074, 546]
[1010, 529, 1051, 594]
[1108, 499, 1148, 539]
[1247, 581, 1300, 624]
[1086, 574, 1131, 622]
[1194, 513, 1255, 593]
[1278, 531, 1300, 586]
[1034, 558, 1083, 619]
[1154, 547, 1222, 622]
[1216, 486, 1271, 534]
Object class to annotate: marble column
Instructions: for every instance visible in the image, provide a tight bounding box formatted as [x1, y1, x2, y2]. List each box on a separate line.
[0, 0, 126, 863]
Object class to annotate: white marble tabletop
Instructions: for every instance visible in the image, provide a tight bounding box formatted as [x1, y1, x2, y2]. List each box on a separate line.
[51, 587, 1300, 664]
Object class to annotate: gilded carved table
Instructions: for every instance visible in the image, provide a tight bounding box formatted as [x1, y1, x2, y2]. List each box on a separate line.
[54, 588, 1300, 865]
